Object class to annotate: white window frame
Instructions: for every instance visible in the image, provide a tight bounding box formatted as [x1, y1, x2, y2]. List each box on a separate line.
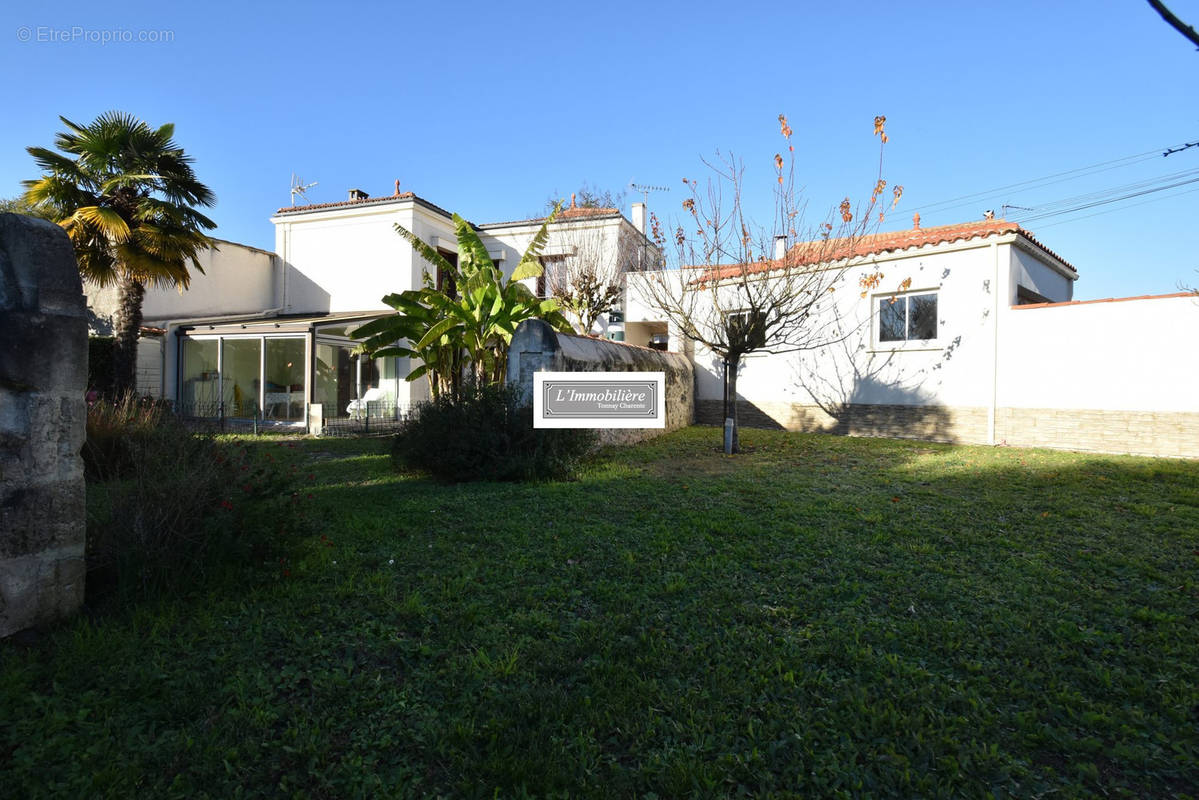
[872, 289, 941, 352]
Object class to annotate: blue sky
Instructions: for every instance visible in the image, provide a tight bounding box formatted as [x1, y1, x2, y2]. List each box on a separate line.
[2, 0, 1196, 299]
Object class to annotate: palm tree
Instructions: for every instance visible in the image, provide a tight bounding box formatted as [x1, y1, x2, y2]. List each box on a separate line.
[23, 112, 216, 396]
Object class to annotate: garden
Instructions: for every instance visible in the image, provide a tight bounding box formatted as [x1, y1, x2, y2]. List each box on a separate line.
[2, 425, 1196, 798]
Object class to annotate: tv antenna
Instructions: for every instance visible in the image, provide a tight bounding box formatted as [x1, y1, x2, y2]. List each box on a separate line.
[290, 173, 318, 205]
[1001, 203, 1033, 219]
[629, 181, 670, 208]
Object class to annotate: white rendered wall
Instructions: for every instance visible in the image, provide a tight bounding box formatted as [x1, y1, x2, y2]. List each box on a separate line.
[272, 201, 457, 314]
[999, 295, 1199, 412]
[1009, 244, 1073, 304]
[86, 240, 278, 331]
[143, 240, 278, 321]
[629, 239, 1022, 411]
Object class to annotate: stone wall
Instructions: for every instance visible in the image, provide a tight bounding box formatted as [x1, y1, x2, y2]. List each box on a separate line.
[508, 320, 694, 445]
[0, 214, 88, 637]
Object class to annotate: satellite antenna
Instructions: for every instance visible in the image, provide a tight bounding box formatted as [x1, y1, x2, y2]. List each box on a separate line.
[290, 173, 318, 205]
[629, 181, 670, 208]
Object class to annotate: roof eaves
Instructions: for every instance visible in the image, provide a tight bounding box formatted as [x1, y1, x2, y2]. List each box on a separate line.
[691, 220, 1079, 284]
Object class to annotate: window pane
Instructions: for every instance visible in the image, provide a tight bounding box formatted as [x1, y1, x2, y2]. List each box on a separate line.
[315, 343, 354, 417]
[222, 339, 261, 418]
[264, 338, 305, 421]
[878, 298, 906, 342]
[378, 356, 401, 407]
[355, 353, 380, 398]
[180, 339, 219, 416]
[909, 293, 938, 340]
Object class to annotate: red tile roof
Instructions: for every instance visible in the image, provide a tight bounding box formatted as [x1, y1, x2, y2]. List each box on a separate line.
[695, 219, 1077, 283]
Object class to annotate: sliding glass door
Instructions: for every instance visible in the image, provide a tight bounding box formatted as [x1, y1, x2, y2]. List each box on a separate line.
[264, 339, 305, 421]
[180, 339, 219, 416]
[221, 339, 261, 418]
[178, 334, 307, 422]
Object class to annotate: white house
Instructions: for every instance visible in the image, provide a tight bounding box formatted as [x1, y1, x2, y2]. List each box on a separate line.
[625, 217, 1199, 458]
[100, 187, 657, 429]
[93, 188, 1197, 456]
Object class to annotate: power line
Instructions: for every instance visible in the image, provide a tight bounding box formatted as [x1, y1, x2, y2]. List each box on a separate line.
[1033, 184, 1199, 231]
[1011, 175, 1199, 225]
[1011, 167, 1199, 215]
[908, 139, 1197, 216]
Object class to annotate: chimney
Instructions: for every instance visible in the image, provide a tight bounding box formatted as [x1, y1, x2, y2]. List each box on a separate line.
[394, 179, 401, 196]
[631, 202, 646, 234]
[348, 188, 369, 201]
[913, 212, 921, 230]
[773, 234, 787, 261]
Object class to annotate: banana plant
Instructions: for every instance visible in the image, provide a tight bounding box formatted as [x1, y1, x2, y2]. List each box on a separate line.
[352, 205, 573, 398]
[351, 281, 465, 400]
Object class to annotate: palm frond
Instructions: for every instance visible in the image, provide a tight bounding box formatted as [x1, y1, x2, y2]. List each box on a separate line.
[516, 201, 561, 268]
[74, 206, 131, 242]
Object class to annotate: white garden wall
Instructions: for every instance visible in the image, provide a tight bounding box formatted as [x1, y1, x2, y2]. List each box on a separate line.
[1000, 294, 1199, 412]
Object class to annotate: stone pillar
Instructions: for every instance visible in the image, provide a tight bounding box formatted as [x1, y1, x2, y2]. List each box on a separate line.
[0, 213, 87, 637]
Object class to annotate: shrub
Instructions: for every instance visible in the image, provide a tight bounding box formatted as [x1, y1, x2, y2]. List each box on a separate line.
[391, 383, 596, 482]
[84, 399, 307, 603]
[82, 393, 168, 481]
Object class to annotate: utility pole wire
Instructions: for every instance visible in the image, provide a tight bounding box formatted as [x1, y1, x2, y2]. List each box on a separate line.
[906, 145, 1174, 214]
[1147, 0, 1199, 49]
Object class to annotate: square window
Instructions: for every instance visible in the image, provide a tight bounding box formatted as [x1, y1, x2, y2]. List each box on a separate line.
[876, 291, 938, 344]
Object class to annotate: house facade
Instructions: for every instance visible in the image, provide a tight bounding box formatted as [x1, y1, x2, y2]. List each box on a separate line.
[625, 218, 1199, 457]
[88, 192, 1198, 456]
[92, 188, 657, 429]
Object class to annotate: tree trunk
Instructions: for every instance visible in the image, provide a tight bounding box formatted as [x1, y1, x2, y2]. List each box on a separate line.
[727, 354, 741, 454]
[112, 277, 145, 398]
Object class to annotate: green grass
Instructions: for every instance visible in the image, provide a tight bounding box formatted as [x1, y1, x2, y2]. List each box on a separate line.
[2, 428, 1197, 798]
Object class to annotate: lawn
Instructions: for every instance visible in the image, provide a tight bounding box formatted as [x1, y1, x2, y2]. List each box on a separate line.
[2, 428, 1197, 798]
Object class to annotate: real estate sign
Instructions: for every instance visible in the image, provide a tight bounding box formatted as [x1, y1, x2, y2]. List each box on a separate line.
[534, 371, 665, 429]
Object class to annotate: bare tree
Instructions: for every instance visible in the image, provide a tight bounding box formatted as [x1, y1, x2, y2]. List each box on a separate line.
[635, 115, 902, 453]
[547, 215, 645, 334]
